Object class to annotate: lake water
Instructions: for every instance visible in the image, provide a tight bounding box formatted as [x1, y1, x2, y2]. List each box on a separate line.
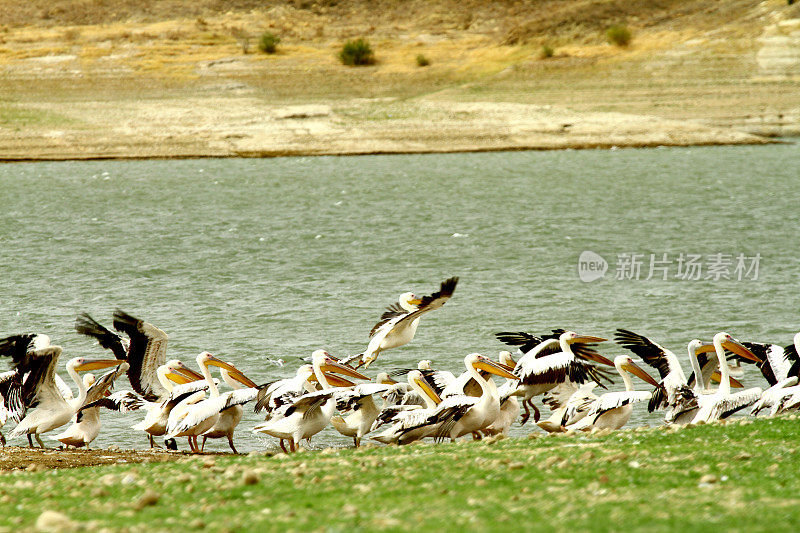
[1, 141, 798, 452]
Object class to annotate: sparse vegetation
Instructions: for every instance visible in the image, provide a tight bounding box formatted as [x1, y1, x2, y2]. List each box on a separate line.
[540, 44, 554, 59]
[606, 25, 632, 47]
[230, 26, 250, 54]
[258, 32, 280, 54]
[416, 53, 430, 67]
[0, 417, 799, 530]
[339, 38, 375, 66]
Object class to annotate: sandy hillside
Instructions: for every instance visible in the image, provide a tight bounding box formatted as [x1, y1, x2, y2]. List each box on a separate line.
[0, 0, 799, 160]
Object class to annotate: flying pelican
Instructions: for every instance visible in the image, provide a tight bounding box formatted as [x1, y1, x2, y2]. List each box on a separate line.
[50, 362, 137, 448]
[253, 350, 369, 452]
[496, 331, 614, 424]
[565, 355, 660, 431]
[345, 276, 458, 369]
[4, 345, 126, 447]
[382, 353, 518, 444]
[165, 352, 255, 453]
[690, 332, 763, 424]
[199, 367, 260, 453]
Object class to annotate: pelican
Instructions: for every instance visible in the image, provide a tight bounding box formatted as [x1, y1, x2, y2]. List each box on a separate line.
[4, 345, 126, 447]
[383, 353, 518, 443]
[76, 310, 170, 401]
[751, 376, 800, 416]
[165, 352, 255, 453]
[723, 332, 800, 386]
[371, 370, 445, 443]
[50, 362, 136, 448]
[199, 367, 260, 453]
[330, 383, 393, 446]
[253, 350, 369, 452]
[537, 382, 598, 433]
[130, 359, 208, 447]
[346, 276, 458, 369]
[566, 355, 660, 431]
[690, 332, 763, 424]
[497, 331, 614, 424]
[0, 370, 24, 447]
[482, 351, 520, 436]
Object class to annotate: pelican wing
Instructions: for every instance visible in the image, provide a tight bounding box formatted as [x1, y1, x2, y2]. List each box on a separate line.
[82, 363, 129, 408]
[0, 371, 24, 425]
[112, 309, 168, 401]
[762, 343, 796, 384]
[709, 388, 763, 420]
[76, 390, 145, 422]
[495, 331, 545, 354]
[335, 383, 392, 412]
[171, 388, 258, 435]
[614, 329, 677, 379]
[285, 389, 338, 419]
[515, 353, 613, 388]
[586, 390, 652, 420]
[22, 346, 64, 409]
[75, 313, 129, 360]
[0, 334, 41, 361]
[369, 303, 407, 337]
[392, 276, 459, 329]
[371, 404, 422, 431]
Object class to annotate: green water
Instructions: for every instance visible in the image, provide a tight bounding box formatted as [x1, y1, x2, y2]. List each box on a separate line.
[1, 142, 798, 451]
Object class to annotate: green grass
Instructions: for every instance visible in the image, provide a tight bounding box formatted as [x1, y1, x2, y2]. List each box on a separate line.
[0, 103, 76, 128]
[2, 417, 800, 531]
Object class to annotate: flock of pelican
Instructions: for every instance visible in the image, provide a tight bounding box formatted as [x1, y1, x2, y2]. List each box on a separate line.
[1, 275, 798, 453]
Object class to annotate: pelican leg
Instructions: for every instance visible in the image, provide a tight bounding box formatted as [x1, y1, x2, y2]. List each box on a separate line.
[227, 435, 238, 454]
[531, 402, 541, 423]
[148, 434, 155, 448]
[35, 434, 46, 448]
[279, 439, 289, 454]
[353, 436, 359, 447]
[289, 440, 297, 453]
[0, 432, 4, 447]
[27, 434, 34, 447]
[520, 401, 531, 425]
[200, 436, 207, 452]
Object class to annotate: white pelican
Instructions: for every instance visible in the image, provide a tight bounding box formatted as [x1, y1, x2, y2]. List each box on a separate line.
[751, 376, 800, 416]
[497, 331, 614, 424]
[76, 310, 170, 401]
[383, 353, 518, 443]
[165, 352, 255, 453]
[50, 362, 136, 448]
[482, 351, 520, 436]
[345, 276, 458, 369]
[130, 359, 209, 447]
[253, 350, 369, 452]
[330, 383, 393, 446]
[566, 355, 659, 431]
[254, 364, 354, 418]
[690, 332, 763, 424]
[0, 370, 24, 447]
[371, 370, 445, 443]
[199, 367, 260, 453]
[537, 382, 598, 433]
[723, 333, 800, 386]
[5, 345, 126, 447]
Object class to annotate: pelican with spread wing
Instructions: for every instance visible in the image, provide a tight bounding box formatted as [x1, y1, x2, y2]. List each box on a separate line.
[346, 276, 458, 369]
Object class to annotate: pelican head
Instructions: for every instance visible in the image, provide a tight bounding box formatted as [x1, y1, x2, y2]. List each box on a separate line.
[417, 360, 433, 370]
[498, 350, 516, 369]
[168, 359, 205, 381]
[614, 354, 659, 387]
[560, 331, 614, 366]
[197, 351, 242, 374]
[312, 350, 371, 381]
[714, 332, 762, 363]
[69, 357, 127, 373]
[467, 353, 518, 380]
[83, 373, 96, 388]
[408, 370, 442, 404]
[375, 372, 399, 385]
[398, 292, 422, 311]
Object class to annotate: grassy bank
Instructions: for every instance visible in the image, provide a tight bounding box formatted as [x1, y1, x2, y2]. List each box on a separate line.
[2, 416, 799, 532]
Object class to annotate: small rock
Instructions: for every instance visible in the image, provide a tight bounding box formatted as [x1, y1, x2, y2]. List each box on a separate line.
[699, 474, 718, 485]
[735, 452, 752, 461]
[509, 462, 524, 470]
[121, 473, 139, 485]
[107, 445, 121, 452]
[27, 463, 46, 473]
[35, 510, 78, 533]
[134, 490, 160, 510]
[242, 471, 259, 486]
[540, 456, 560, 469]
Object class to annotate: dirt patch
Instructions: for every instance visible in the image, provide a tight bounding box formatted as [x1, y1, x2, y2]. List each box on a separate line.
[0, 446, 189, 471]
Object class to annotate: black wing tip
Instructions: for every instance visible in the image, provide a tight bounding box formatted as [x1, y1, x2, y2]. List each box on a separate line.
[440, 276, 459, 294]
